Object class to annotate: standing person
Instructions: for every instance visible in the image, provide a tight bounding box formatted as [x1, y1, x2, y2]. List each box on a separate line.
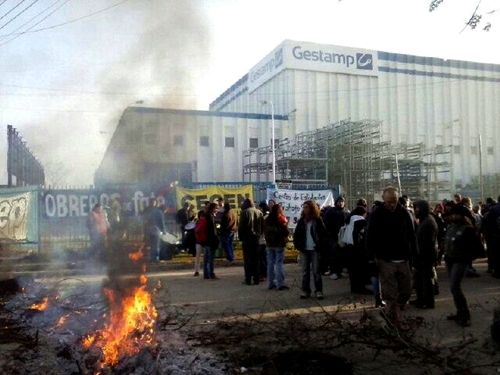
[258, 201, 270, 282]
[144, 198, 166, 263]
[193, 210, 205, 277]
[444, 204, 484, 327]
[219, 202, 238, 265]
[481, 197, 500, 277]
[264, 204, 290, 291]
[323, 196, 349, 279]
[176, 202, 190, 247]
[344, 206, 371, 295]
[411, 200, 439, 309]
[293, 200, 328, 300]
[202, 203, 220, 280]
[87, 203, 110, 260]
[366, 187, 418, 326]
[238, 198, 264, 285]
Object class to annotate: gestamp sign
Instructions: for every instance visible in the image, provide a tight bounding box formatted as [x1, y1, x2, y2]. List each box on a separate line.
[248, 40, 378, 92]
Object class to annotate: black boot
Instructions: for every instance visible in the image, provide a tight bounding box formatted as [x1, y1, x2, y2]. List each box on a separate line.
[375, 293, 386, 308]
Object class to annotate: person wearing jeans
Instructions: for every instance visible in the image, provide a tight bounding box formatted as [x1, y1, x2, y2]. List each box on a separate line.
[293, 200, 327, 300]
[219, 202, 238, 263]
[202, 203, 220, 280]
[264, 204, 290, 291]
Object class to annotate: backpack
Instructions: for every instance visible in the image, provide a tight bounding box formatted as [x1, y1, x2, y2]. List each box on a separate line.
[194, 217, 207, 244]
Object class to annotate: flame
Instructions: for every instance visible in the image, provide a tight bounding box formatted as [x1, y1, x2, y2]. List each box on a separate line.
[128, 247, 144, 262]
[83, 246, 157, 367]
[30, 297, 49, 310]
[56, 315, 68, 327]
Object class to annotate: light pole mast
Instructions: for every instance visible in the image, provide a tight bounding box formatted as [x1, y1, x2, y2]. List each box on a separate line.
[261, 100, 276, 185]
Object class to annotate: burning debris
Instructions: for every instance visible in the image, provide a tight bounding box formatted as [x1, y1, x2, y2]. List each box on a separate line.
[0, 247, 227, 375]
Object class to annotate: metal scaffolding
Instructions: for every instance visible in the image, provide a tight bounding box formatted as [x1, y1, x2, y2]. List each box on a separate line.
[242, 119, 450, 206]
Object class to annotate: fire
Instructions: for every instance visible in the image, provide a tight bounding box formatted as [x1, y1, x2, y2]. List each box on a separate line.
[128, 247, 144, 262]
[30, 297, 49, 310]
[56, 315, 68, 327]
[83, 246, 158, 368]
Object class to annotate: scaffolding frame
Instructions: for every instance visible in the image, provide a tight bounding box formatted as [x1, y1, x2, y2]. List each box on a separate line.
[242, 119, 450, 207]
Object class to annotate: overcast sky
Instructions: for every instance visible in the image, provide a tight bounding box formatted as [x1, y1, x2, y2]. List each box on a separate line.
[1, 0, 499, 186]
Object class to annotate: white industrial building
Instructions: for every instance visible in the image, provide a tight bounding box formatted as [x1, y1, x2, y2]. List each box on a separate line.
[97, 39, 500, 200]
[210, 39, 500, 194]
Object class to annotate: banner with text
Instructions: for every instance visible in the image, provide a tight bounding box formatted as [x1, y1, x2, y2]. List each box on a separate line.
[175, 185, 253, 214]
[0, 192, 31, 241]
[266, 188, 334, 229]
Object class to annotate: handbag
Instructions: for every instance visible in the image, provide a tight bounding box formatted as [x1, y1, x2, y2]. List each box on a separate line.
[337, 225, 347, 247]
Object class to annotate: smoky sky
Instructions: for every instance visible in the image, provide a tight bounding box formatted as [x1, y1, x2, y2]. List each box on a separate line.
[3, 0, 213, 186]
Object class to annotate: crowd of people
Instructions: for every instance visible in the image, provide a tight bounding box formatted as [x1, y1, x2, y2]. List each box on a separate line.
[87, 190, 500, 329]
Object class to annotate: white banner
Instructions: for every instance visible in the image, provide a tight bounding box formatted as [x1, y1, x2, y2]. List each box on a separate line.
[266, 188, 334, 229]
[0, 192, 30, 241]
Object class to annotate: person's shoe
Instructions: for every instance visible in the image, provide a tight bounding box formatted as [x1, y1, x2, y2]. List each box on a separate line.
[409, 299, 422, 306]
[204, 275, 210, 280]
[242, 280, 251, 285]
[323, 271, 331, 276]
[267, 285, 277, 290]
[415, 303, 434, 309]
[277, 285, 290, 291]
[466, 271, 480, 278]
[210, 275, 220, 280]
[457, 318, 471, 327]
[300, 291, 309, 299]
[447, 314, 460, 321]
[315, 291, 324, 300]
[434, 284, 440, 295]
[193, 271, 199, 277]
[351, 287, 372, 295]
[375, 293, 386, 308]
[330, 273, 339, 280]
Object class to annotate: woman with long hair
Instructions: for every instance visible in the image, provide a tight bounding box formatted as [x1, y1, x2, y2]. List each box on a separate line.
[264, 204, 290, 291]
[293, 200, 328, 300]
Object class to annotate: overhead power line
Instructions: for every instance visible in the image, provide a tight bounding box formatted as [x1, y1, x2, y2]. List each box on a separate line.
[0, 0, 70, 47]
[0, 0, 63, 41]
[0, 0, 39, 32]
[0, 0, 27, 22]
[1, 0, 130, 38]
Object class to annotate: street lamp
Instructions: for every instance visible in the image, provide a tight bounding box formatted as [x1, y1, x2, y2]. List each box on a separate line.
[261, 100, 276, 185]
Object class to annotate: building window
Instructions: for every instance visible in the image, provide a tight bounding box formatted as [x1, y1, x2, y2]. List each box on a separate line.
[435, 144, 444, 154]
[453, 145, 461, 154]
[174, 135, 184, 146]
[470, 146, 477, 155]
[225, 137, 235, 148]
[200, 136, 209, 147]
[487, 146, 494, 156]
[249, 138, 258, 148]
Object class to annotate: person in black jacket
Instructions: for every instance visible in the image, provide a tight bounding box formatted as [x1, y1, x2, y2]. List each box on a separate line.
[344, 206, 371, 295]
[203, 203, 220, 280]
[293, 200, 328, 300]
[412, 200, 438, 309]
[366, 187, 418, 326]
[444, 204, 484, 327]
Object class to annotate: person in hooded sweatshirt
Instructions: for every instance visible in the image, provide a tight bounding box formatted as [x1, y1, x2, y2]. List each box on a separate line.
[411, 200, 439, 309]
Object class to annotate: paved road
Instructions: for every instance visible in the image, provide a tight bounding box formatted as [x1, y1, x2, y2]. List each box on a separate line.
[147, 261, 500, 336]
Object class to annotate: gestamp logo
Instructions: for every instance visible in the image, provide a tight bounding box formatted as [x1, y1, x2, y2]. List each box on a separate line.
[356, 53, 373, 70]
[274, 48, 283, 68]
